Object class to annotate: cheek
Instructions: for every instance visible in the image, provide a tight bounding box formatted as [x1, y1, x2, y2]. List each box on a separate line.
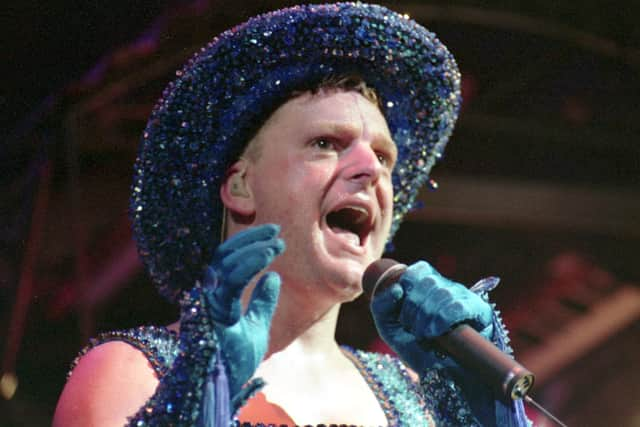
[254, 163, 319, 219]
[379, 179, 394, 214]
[288, 160, 335, 197]
[252, 153, 336, 219]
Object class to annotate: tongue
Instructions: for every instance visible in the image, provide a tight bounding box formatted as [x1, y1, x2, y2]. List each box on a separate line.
[331, 227, 360, 246]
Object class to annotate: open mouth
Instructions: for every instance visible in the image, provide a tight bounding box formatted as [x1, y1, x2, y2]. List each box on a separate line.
[325, 206, 373, 247]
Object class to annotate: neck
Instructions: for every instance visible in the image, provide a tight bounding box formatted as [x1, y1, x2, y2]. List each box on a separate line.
[265, 280, 343, 359]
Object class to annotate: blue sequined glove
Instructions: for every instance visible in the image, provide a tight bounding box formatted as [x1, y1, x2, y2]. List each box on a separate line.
[370, 261, 532, 426]
[202, 223, 285, 400]
[370, 260, 494, 376]
[126, 225, 285, 427]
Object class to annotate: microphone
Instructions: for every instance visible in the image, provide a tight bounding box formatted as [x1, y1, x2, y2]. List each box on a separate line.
[363, 258, 535, 401]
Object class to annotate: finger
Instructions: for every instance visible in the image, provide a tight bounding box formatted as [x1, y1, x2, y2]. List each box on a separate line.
[412, 288, 460, 338]
[221, 239, 284, 292]
[434, 284, 491, 332]
[463, 292, 494, 333]
[403, 260, 438, 282]
[371, 284, 430, 368]
[203, 285, 242, 326]
[220, 237, 285, 276]
[477, 321, 494, 341]
[370, 283, 404, 331]
[211, 239, 284, 313]
[244, 272, 281, 329]
[215, 223, 281, 260]
[398, 279, 432, 334]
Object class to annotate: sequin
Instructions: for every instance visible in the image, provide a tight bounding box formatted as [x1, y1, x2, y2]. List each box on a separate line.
[70, 288, 529, 425]
[130, 2, 462, 303]
[342, 347, 432, 426]
[68, 325, 180, 379]
[76, 322, 476, 426]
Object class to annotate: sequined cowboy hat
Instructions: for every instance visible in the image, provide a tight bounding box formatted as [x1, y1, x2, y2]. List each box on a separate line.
[131, 2, 462, 302]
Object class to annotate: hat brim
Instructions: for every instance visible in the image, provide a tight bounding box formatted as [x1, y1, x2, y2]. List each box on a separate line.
[131, 2, 461, 302]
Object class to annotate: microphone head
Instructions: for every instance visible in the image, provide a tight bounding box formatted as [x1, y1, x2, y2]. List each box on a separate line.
[362, 258, 405, 298]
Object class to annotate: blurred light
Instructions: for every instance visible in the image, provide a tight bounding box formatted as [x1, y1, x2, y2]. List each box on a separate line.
[1, 372, 18, 400]
[562, 95, 593, 125]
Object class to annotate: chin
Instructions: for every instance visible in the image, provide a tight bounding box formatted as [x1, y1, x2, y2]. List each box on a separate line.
[324, 260, 367, 302]
[328, 280, 363, 303]
[343, 285, 364, 302]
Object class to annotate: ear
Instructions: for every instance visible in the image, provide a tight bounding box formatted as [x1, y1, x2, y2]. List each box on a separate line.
[220, 158, 255, 216]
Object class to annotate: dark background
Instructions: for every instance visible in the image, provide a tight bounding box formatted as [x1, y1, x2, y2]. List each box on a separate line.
[3, 1, 640, 425]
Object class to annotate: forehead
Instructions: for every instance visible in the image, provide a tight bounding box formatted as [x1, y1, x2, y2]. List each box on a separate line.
[258, 89, 393, 142]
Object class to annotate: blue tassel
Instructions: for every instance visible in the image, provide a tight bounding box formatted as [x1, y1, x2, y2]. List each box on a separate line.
[200, 349, 231, 427]
[214, 349, 231, 427]
[201, 369, 215, 427]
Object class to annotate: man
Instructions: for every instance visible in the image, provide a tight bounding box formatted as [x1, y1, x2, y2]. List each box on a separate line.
[54, 3, 528, 426]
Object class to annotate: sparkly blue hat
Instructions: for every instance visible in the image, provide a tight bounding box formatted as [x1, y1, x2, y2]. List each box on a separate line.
[131, 2, 461, 302]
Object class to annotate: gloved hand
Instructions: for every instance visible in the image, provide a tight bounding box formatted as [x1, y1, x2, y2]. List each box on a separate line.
[202, 223, 285, 399]
[370, 260, 494, 376]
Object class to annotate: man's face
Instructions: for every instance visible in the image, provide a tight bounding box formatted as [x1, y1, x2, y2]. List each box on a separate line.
[243, 89, 397, 301]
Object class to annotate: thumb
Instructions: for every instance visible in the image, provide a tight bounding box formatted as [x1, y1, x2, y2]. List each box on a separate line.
[371, 284, 414, 343]
[370, 283, 404, 330]
[371, 284, 431, 374]
[244, 272, 281, 329]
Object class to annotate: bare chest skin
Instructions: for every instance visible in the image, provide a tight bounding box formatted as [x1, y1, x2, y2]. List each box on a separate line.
[249, 346, 388, 426]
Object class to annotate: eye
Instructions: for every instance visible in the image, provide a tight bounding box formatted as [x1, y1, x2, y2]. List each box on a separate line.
[375, 149, 396, 169]
[311, 137, 338, 151]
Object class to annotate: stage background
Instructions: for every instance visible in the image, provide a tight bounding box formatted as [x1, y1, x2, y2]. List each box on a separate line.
[3, 1, 640, 425]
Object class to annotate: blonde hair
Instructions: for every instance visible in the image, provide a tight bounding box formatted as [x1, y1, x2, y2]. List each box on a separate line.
[242, 74, 381, 161]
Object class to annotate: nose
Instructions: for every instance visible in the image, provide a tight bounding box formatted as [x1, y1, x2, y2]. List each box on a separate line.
[342, 141, 383, 187]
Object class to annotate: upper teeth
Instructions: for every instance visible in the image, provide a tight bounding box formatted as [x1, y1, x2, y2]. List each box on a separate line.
[346, 206, 369, 224]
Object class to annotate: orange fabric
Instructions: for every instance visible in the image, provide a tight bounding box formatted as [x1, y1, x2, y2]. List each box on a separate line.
[237, 392, 296, 425]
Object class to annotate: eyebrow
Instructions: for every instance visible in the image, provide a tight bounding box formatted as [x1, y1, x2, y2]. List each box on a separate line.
[311, 121, 396, 153]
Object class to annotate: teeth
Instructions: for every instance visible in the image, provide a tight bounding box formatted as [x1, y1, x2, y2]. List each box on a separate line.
[349, 206, 369, 224]
[331, 227, 361, 246]
[325, 204, 372, 248]
[335, 205, 369, 225]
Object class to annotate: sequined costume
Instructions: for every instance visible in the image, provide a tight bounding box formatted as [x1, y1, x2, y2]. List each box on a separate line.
[70, 284, 528, 426]
[76, 326, 434, 426]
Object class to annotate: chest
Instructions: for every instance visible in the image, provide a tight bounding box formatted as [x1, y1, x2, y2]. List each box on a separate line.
[237, 348, 431, 427]
[239, 370, 386, 425]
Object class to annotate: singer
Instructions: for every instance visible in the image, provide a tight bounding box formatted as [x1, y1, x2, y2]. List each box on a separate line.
[54, 3, 529, 426]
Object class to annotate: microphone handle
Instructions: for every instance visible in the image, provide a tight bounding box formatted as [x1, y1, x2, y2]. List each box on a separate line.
[436, 324, 534, 401]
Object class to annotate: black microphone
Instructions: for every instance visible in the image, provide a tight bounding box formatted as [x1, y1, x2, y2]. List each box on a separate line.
[363, 258, 535, 401]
